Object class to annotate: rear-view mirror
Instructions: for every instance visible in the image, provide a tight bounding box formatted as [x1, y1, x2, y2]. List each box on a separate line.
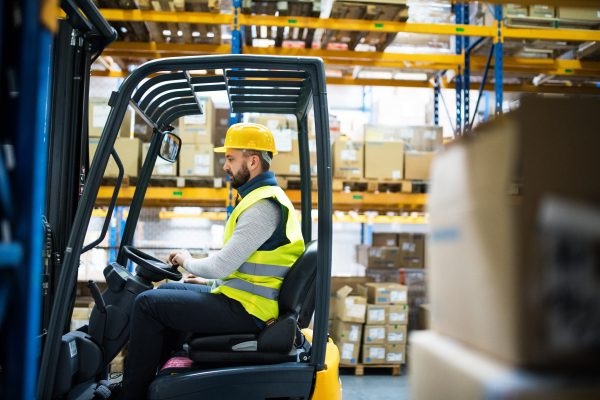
[158, 132, 181, 163]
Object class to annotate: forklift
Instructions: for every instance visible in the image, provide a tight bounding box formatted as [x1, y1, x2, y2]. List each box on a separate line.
[37, 2, 341, 399]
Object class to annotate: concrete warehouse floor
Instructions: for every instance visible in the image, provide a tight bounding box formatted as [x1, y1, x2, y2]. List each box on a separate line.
[340, 368, 410, 400]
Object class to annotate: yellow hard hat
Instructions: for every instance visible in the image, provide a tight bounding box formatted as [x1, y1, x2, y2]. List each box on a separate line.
[214, 123, 278, 154]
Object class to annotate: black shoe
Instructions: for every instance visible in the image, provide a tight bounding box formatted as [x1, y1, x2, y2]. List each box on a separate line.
[92, 380, 124, 400]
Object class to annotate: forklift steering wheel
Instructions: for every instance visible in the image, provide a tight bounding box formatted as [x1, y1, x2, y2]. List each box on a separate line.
[122, 245, 182, 281]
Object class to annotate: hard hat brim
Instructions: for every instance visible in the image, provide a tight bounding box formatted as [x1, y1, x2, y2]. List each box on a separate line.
[214, 146, 278, 155]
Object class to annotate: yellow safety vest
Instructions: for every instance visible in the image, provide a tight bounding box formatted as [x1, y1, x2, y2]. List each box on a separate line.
[211, 185, 305, 321]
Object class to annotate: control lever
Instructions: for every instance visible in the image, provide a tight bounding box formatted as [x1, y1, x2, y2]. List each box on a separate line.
[87, 280, 106, 313]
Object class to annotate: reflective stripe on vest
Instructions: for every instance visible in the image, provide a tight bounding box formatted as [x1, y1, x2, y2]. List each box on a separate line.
[211, 185, 304, 322]
[219, 278, 280, 301]
[237, 262, 290, 278]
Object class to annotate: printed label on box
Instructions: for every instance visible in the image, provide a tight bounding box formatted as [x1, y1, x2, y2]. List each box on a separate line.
[402, 242, 416, 252]
[349, 325, 359, 342]
[390, 291, 407, 302]
[340, 150, 356, 161]
[308, 139, 317, 153]
[289, 164, 300, 174]
[194, 166, 210, 176]
[134, 124, 148, 135]
[272, 129, 293, 152]
[388, 333, 404, 342]
[389, 312, 406, 322]
[392, 170, 401, 179]
[194, 154, 210, 166]
[345, 298, 354, 306]
[92, 105, 110, 128]
[369, 328, 385, 340]
[424, 130, 438, 140]
[387, 352, 403, 362]
[157, 165, 173, 175]
[342, 343, 354, 360]
[387, 239, 395, 246]
[267, 120, 281, 131]
[369, 348, 385, 359]
[370, 248, 383, 258]
[156, 157, 170, 166]
[220, 118, 229, 126]
[400, 128, 414, 139]
[183, 112, 206, 125]
[346, 304, 366, 318]
[369, 309, 385, 322]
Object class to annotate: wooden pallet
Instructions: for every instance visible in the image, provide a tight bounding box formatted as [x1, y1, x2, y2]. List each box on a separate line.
[242, 0, 320, 48]
[321, 0, 408, 52]
[149, 176, 225, 188]
[332, 178, 427, 193]
[339, 363, 401, 376]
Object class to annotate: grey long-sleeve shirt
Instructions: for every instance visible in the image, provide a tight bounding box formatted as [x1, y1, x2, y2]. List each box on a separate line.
[183, 199, 281, 287]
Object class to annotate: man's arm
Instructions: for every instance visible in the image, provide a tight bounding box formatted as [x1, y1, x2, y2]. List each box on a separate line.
[179, 199, 281, 279]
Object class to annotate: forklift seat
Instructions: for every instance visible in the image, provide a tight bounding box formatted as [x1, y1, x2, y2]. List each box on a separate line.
[185, 240, 318, 364]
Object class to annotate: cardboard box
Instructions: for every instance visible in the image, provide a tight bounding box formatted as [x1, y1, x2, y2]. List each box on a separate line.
[364, 125, 443, 152]
[365, 282, 408, 305]
[557, 6, 600, 21]
[71, 307, 90, 331]
[385, 344, 405, 364]
[133, 113, 153, 142]
[366, 305, 387, 325]
[215, 108, 230, 128]
[178, 97, 215, 144]
[248, 114, 298, 132]
[335, 286, 367, 323]
[89, 98, 132, 138]
[329, 295, 337, 320]
[362, 344, 386, 364]
[356, 245, 401, 269]
[364, 141, 404, 180]
[363, 324, 387, 344]
[410, 331, 600, 400]
[142, 143, 178, 176]
[330, 318, 363, 345]
[110, 356, 125, 373]
[332, 140, 363, 179]
[503, 3, 528, 17]
[387, 324, 407, 344]
[398, 233, 425, 269]
[179, 144, 214, 177]
[389, 305, 409, 325]
[418, 304, 430, 330]
[404, 151, 435, 181]
[338, 340, 361, 365]
[331, 277, 375, 295]
[428, 97, 600, 368]
[372, 233, 398, 247]
[90, 138, 141, 177]
[529, 4, 555, 18]
[365, 268, 400, 284]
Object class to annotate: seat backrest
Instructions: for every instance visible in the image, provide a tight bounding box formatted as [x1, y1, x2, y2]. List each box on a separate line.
[279, 240, 317, 328]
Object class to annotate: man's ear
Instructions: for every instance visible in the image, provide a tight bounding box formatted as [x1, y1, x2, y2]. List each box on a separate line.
[248, 154, 260, 171]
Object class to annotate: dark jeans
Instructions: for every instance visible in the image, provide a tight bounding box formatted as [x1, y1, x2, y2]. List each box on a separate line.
[122, 282, 261, 400]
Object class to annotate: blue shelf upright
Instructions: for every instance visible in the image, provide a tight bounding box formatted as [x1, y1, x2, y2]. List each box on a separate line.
[494, 4, 504, 116]
[0, 2, 55, 400]
[455, 3, 464, 136]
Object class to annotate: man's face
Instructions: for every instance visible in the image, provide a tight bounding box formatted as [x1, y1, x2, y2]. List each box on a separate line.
[224, 148, 251, 189]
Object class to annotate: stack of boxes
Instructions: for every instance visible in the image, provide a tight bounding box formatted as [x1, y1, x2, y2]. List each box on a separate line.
[330, 285, 367, 365]
[331, 125, 443, 181]
[410, 98, 600, 398]
[498, 3, 600, 22]
[176, 97, 215, 178]
[361, 283, 408, 365]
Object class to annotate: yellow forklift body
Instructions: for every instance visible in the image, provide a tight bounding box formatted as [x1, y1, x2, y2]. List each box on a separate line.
[303, 329, 343, 400]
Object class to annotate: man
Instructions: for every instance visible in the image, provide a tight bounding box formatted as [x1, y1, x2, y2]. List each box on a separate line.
[95, 123, 304, 400]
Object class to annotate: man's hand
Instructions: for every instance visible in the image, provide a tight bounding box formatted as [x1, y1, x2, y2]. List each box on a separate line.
[169, 249, 192, 267]
[184, 274, 207, 285]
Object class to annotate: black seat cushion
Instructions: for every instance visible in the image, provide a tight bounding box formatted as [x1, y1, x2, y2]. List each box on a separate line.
[187, 333, 257, 351]
[279, 241, 317, 320]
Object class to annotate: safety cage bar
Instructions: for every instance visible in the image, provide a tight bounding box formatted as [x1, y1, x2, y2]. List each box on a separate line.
[130, 68, 313, 132]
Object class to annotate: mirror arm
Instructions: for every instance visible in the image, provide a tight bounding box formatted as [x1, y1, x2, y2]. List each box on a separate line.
[82, 148, 123, 254]
[129, 99, 159, 132]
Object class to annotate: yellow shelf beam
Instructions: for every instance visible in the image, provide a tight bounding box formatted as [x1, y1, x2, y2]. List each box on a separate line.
[60, 8, 600, 42]
[101, 41, 600, 76]
[95, 187, 427, 212]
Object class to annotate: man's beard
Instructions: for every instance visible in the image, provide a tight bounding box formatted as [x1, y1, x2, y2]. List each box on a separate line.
[228, 163, 251, 189]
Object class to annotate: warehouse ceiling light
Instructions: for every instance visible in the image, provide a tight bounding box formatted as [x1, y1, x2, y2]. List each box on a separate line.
[120, 27, 127, 33]
[206, 32, 214, 38]
[177, 30, 183, 36]
[192, 32, 200, 37]
[393, 72, 428, 81]
[222, 33, 232, 40]
[162, 30, 171, 36]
